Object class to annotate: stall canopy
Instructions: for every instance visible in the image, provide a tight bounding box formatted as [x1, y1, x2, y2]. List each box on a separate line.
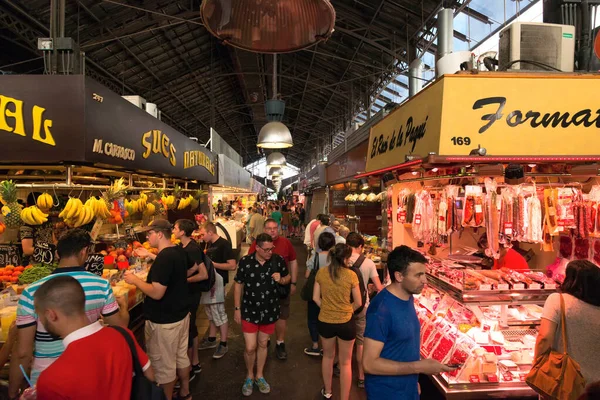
[0, 75, 218, 183]
[360, 73, 600, 177]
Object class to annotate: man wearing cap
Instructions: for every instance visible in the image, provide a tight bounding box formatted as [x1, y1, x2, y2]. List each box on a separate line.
[125, 220, 193, 400]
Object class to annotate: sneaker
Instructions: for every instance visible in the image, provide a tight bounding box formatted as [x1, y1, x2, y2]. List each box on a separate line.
[321, 388, 333, 399]
[358, 379, 365, 388]
[255, 377, 271, 394]
[333, 363, 340, 377]
[213, 344, 229, 359]
[189, 370, 197, 382]
[192, 364, 202, 375]
[199, 338, 218, 350]
[242, 378, 253, 397]
[304, 347, 321, 357]
[275, 343, 288, 360]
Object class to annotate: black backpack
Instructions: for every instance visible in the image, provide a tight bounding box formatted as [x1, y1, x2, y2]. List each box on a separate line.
[109, 326, 167, 400]
[349, 255, 368, 315]
[196, 254, 216, 292]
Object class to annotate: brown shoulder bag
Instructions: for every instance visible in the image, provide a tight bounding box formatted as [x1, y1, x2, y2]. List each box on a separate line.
[526, 294, 586, 400]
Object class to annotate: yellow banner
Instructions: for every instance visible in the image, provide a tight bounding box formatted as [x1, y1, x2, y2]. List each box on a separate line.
[365, 74, 600, 173]
[365, 79, 444, 173]
[439, 75, 600, 156]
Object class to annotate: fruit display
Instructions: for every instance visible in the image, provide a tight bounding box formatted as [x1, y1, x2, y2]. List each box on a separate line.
[36, 193, 54, 211]
[0, 265, 28, 283]
[85, 197, 112, 219]
[0, 180, 22, 228]
[177, 195, 195, 210]
[20, 206, 49, 225]
[161, 194, 176, 210]
[16, 264, 53, 284]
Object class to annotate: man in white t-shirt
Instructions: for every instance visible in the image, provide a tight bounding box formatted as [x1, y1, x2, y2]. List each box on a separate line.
[346, 232, 384, 389]
[198, 271, 229, 360]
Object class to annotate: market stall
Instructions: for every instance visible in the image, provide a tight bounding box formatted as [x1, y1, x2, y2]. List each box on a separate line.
[356, 72, 600, 399]
[327, 141, 384, 237]
[0, 74, 218, 347]
[299, 163, 328, 222]
[209, 155, 266, 248]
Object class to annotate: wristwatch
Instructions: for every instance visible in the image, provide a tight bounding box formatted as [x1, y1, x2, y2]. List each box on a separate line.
[235, 306, 241, 311]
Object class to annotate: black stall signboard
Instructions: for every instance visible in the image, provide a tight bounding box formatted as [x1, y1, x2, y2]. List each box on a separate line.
[0, 75, 218, 183]
[0, 245, 21, 267]
[84, 253, 104, 277]
[332, 190, 349, 208]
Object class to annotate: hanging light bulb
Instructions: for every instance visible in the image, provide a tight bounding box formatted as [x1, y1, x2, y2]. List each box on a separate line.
[200, 0, 336, 54]
[266, 152, 287, 168]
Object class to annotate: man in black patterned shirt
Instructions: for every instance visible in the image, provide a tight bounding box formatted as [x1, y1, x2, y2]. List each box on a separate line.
[234, 233, 290, 397]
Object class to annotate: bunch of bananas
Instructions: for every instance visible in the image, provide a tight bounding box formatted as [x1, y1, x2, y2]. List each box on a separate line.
[59, 198, 84, 220]
[20, 206, 48, 225]
[161, 195, 176, 210]
[177, 195, 195, 210]
[144, 202, 156, 216]
[124, 196, 148, 216]
[65, 205, 95, 228]
[36, 193, 54, 211]
[84, 197, 111, 219]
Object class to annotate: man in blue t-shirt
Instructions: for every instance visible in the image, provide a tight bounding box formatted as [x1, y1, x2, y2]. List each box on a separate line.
[362, 245, 454, 399]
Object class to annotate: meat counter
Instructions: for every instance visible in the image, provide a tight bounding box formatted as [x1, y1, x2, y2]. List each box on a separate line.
[415, 261, 552, 399]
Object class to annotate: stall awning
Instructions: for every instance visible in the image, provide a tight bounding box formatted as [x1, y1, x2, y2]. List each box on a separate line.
[364, 72, 600, 175]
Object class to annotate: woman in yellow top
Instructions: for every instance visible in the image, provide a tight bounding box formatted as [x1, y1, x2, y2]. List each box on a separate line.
[313, 244, 362, 400]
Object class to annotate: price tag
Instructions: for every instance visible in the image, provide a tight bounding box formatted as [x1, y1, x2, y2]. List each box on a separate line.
[504, 222, 513, 235]
[497, 284, 510, 290]
[486, 374, 499, 383]
[90, 218, 104, 241]
[529, 283, 541, 290]
[502, 372, 513, 381]
[479, 284, 492, 291]
[397, 211, 406, 223]
[475, 204, 483, 213]
[414, 214, 422, 225]
[545, 283, 557, 290]
[519, 374, 527, 382]
[469, 375, 480, 383]
[512, 283, 525, 290]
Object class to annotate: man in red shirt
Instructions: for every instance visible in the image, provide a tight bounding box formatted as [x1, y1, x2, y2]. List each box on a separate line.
[34, 276, 155, 400]
[248, 218, 297, 360]
[493, 245, 530, 271]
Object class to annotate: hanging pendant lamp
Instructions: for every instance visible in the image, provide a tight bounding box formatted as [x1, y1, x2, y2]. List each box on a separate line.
[200, 0, 336, 54]
[258, 122, 293, 149]
[266, 152, 287, 168]
[257, 54, 293, 149]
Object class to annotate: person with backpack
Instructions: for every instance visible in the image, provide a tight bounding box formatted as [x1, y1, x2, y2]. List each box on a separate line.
[313, 244, 362, 400]
[303, 232, 336, 357]
[198, 258, 228, 360]
[346, 232, 384, 389]
[33, 276, 157, 400]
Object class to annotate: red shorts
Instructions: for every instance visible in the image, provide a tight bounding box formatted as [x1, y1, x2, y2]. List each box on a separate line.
[241, 320, 276, 335]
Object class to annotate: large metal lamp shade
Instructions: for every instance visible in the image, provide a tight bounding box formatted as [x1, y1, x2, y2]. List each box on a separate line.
[266, 152, 287, 168]
[257, 122, 293, 149]
[200, 0, 336, 54]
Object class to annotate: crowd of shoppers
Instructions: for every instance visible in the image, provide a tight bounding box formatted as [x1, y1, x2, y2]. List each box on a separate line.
[11, 196, 600, 400]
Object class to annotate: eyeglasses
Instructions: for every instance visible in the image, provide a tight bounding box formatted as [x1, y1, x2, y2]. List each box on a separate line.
[258, 246, 274, 253]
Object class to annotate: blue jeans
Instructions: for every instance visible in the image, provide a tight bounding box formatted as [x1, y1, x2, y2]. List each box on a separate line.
[307, 300, 320, 343]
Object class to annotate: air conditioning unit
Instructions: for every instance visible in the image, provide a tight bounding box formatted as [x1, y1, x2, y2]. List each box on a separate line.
[499, 22, 575, 72]
[122, 95, 146, 109]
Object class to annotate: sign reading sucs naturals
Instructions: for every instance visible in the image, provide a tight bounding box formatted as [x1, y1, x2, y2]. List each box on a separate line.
[365, 74, 600, 173]
[0, 75, 217, 182]
[84, 78, 217, 182]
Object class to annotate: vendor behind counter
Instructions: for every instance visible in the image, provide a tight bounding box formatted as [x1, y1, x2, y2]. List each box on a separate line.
[477, 234, 530, 271]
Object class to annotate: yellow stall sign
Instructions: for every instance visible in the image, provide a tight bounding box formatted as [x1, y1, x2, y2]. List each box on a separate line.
[365, 73, 600, 173]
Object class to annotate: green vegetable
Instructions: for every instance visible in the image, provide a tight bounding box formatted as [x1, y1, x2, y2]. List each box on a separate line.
[18, 266, 54, 285]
